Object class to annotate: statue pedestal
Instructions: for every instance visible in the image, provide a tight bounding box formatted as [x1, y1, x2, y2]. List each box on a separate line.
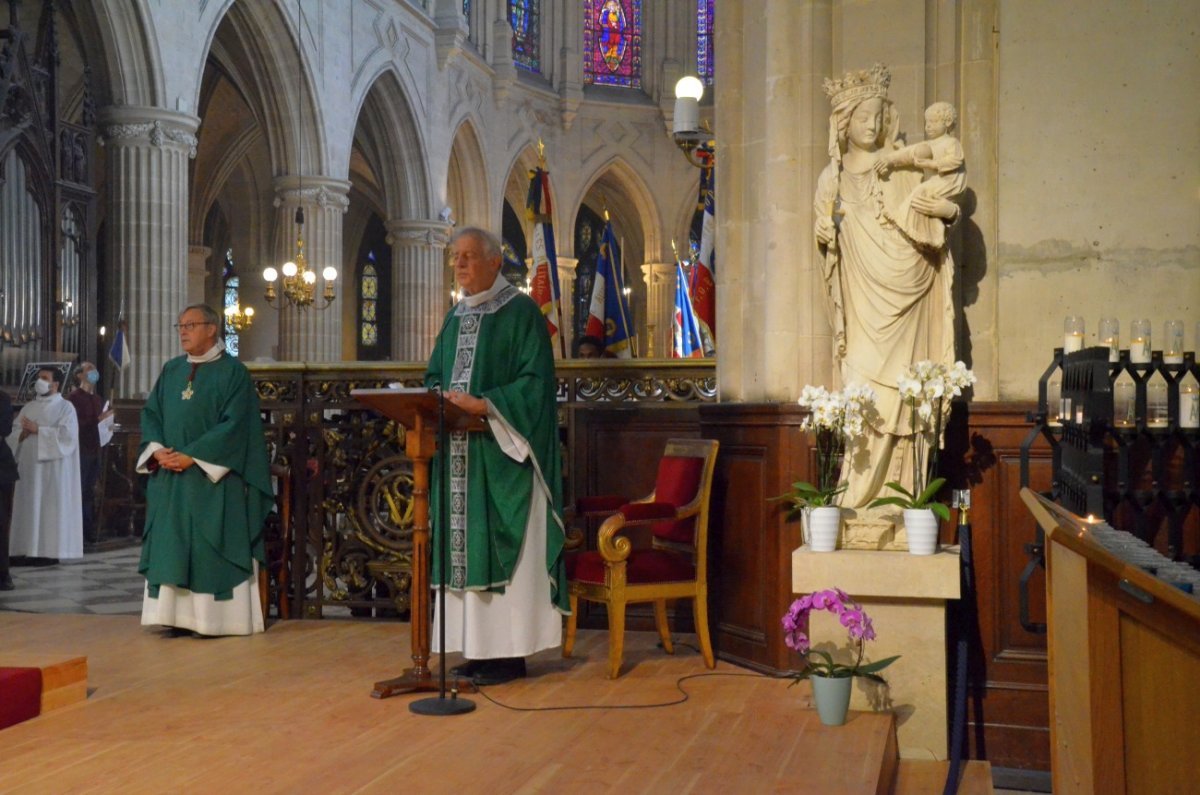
[791, 546, 961, 760]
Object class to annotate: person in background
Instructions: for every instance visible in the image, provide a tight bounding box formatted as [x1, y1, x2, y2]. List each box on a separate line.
[66, 361, 113, 542]
[137, 304, 274, 636]
[574, 335, 604, 359]
[5, 368, 83, 565]
[0, 389, 17, 590]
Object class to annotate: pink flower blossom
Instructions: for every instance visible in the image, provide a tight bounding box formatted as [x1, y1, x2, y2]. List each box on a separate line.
[781, 587, 893, 680]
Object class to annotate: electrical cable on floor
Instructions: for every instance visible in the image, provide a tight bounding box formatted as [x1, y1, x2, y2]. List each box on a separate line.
[468, 641, 794, 713]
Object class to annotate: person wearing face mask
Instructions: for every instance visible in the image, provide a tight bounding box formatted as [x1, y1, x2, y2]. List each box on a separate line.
[66, 362, 114, 542]
[0, 389, 17, 589]
[5, 368, 83, 564]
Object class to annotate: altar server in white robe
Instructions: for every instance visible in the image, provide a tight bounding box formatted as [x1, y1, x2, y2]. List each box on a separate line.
[6, 368, 83, 561]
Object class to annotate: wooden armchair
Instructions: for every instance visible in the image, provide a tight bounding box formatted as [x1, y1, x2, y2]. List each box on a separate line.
[564, 438, 719, 678]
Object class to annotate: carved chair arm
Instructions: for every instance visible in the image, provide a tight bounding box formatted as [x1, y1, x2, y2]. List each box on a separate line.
[596, 501, 680, 563]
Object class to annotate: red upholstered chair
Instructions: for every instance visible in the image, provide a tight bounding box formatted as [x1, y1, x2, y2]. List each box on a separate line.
[564, 438, 719, 678]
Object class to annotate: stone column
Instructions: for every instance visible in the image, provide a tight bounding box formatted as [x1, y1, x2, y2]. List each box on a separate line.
[556, 256, 578, 356]
[387, 219, 453, 362]
[187, 245, 211, 307]
[715, 0, 832, 400]
[99, 106, 198, 397]
[641, 262, 675, 359]
[272, 177, 350, 362]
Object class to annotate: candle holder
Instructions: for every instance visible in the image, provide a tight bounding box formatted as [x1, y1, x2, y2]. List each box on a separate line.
[1130, 318, 1152, 364]
[1063, 316, 1085, 354]
[1098, 317, 1119, 364]
[1164, 319, 1184, 364]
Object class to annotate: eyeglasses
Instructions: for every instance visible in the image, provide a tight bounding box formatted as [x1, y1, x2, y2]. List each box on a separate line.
[173, 322, 216, 331]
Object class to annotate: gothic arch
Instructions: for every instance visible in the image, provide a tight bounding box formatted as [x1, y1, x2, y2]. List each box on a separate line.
[572, 156, 664, 262]
[500, 144, 542, 254]
[73, 0, 165, 107]
[446, 117, 491, 229]
[200, 0, 325, 177]
[350, 68, 433, 221]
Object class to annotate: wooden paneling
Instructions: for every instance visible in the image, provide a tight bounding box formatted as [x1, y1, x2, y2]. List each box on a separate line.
[948, 402, 1053, 773]
[699, 403, 812, 672]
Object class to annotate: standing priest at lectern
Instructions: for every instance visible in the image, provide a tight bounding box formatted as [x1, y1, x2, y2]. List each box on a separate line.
[427, 227, 569, 686]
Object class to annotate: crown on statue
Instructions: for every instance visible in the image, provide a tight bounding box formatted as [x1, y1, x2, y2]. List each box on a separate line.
[823, 63, 891, 107]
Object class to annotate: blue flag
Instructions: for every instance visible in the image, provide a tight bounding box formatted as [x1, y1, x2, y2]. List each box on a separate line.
[108, 320, 131, 370]
[672, 261, 704, 359]
[584, 221, 635, 358]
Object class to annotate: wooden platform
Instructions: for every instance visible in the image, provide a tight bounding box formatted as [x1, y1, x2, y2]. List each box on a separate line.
[0, 653, 88, 714]
[0, 612, 926, 793]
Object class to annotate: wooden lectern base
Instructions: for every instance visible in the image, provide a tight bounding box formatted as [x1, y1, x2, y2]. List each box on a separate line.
[371, 667, 478, 699]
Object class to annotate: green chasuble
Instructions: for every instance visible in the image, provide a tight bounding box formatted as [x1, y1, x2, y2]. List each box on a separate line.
[138, 353, 274, 600]
[426, 283, 569, 612]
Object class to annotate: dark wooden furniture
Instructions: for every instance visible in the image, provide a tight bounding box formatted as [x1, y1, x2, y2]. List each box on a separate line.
[351, 388, 483, 699]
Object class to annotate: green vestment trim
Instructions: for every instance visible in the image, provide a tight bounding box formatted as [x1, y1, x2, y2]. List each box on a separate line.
[138, 354, 274, 600]
[427, 285, 568, 612]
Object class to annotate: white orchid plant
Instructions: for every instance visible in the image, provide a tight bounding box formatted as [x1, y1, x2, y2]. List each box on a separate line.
[869, 360, 977, 520]
[776, 383, 879, 511]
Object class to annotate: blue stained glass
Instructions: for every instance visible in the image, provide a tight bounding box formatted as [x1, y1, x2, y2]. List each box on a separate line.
[509, 1, 541, 73]
[697, 0, 715, 85]
[583, 0, 642, 89]
[223, 266, 240, 357]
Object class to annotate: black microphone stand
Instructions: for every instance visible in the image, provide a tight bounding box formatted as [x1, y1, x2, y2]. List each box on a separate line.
[410, 386, 475, 716]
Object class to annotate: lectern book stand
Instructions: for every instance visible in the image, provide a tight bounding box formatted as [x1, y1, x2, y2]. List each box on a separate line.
[351, 388, 485, 700]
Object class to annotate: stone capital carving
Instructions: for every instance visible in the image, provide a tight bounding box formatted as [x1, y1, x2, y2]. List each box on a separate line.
[385, 219, 453, 248]
[272, 176, 352, 214]
[97, 106, 201, 158]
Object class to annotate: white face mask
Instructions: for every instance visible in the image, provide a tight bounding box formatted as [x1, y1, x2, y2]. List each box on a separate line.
[33, 378, 52, 396]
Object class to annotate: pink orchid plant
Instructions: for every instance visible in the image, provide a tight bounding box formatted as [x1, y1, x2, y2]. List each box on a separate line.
[782, 588, 900, 683]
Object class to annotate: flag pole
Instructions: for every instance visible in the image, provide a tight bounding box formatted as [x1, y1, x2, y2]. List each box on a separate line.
[538, 140, 567, 360]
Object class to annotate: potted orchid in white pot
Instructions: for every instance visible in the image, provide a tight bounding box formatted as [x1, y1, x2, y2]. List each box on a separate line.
[869, 360, 976, 554]
[776, 383, 878, 552]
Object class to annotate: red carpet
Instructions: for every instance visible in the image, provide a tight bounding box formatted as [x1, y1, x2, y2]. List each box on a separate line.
[0, 666, 42, 729]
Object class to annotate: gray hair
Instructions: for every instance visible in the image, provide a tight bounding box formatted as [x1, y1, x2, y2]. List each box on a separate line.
[449, 226, 503, 262]
[181, 304, 223, 334]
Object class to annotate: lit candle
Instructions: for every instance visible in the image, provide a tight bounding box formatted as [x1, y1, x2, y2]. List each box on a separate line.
[1063, 316, 1085, 353]
[1164, 320, 1184, 364]
[1130, 319, 1152, 364]
[1182, 383, 1200, 430]
[1098, 317, 1119, 363]
[1147, 383, 1168, 428]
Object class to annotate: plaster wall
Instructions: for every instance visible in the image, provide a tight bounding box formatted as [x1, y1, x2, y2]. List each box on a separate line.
[995, 0, 1200, 399]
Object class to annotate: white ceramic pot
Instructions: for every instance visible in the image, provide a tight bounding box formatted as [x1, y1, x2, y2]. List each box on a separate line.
[808, 506, 841, 552]
[903, 508, 939, 555]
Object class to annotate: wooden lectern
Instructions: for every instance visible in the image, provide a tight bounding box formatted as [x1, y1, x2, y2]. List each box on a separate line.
[351, 388, 486, 699]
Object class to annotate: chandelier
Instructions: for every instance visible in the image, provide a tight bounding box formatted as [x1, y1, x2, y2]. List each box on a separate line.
[224, 302, 255, 332]
[262, 207, 336, 309]
[261, 0, 336, 311]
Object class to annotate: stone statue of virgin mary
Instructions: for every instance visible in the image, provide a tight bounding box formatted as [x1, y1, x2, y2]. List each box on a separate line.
[813, 64, 962, 517]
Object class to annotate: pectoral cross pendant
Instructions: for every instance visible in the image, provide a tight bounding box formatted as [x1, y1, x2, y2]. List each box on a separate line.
[181, 383, 194, 400]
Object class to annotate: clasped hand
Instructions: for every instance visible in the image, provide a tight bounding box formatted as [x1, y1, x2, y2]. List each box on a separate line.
[19, 416, 37, 436]
[153, 447, 195, 472]
[443, 390, 488, 416]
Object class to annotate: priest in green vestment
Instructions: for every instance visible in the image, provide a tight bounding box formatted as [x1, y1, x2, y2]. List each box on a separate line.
[137, 304, 274, 636]
[428, 227, 568, 686]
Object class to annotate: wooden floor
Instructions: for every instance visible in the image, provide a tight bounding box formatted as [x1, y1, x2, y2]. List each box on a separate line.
[1, 612, 908, 794]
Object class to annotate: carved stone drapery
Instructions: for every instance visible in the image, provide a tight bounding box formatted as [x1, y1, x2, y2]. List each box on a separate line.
[272, 175, 351, 362]
[386, 218, 452, 361]
[99, 105, 199, 396]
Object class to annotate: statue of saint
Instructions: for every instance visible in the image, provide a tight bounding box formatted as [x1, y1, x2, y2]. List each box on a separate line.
[813, 64, 962, 515]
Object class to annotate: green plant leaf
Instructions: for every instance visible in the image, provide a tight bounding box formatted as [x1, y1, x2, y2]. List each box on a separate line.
[881, 481, 916, 500]
[915, 477, 947, 507]
[868, 496, 913, 510]
[855, 654, 901, 674]
[929, 502, 952, 522]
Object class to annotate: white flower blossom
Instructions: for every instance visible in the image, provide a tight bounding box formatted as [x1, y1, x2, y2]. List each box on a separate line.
[898, 377, 922, 399]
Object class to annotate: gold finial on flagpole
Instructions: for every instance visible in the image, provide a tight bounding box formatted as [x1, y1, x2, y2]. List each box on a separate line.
[536, 137, 546, 168]
[671, 238, 679, 262]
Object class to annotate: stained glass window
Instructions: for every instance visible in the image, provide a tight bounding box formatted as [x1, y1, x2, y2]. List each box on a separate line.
[223, 250, 240, 357]
[697, 0, 715, 85]
[509, 1, 540, 73]
[360, 257, 378, 347]
[583, 0, 642, 89]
